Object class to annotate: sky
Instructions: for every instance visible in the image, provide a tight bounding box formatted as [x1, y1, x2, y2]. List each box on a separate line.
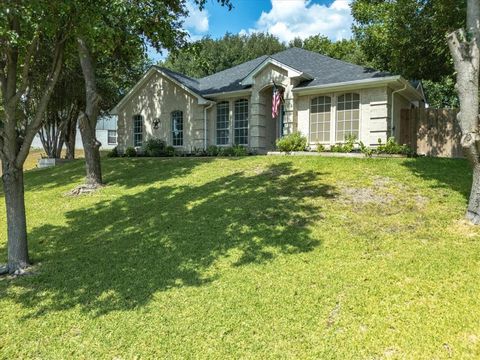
[149, 0, 353, 62]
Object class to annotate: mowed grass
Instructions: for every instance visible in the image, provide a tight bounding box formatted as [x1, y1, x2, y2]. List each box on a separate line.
[0, 155, 480, 358]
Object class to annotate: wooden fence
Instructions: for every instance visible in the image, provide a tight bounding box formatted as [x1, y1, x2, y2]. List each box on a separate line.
[400, 108, 463, 158]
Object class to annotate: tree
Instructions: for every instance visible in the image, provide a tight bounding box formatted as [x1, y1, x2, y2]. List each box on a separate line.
[0, 0, 232, 273]
[0, 1, 69, 273]
[447, 0, 480, 224]
[75, 0, 232, 189]
[301, 34, 369, 67]
[37, 57, 84, 159]
[351, 0, 465, 108]
[351, 0, 465, 80]
[162, 32, 286, 78]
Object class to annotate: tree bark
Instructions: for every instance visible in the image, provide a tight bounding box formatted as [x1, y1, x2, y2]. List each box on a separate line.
[64, 105, 78, 160]
[2, 162, 29, 273]
[447, 0, 480, 224]
[77, 37, 102, 186]
[79, 118, 102, 186]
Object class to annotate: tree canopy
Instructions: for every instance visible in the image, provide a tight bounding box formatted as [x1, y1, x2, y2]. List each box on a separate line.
[351, 0, 465, 81]
[162, 32, 286, 78]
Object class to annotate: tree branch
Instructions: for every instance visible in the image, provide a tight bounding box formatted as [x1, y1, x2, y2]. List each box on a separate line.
[8, 34, 39, 108]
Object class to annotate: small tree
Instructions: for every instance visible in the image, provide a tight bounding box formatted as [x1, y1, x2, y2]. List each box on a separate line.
[447, 0, 480, 223]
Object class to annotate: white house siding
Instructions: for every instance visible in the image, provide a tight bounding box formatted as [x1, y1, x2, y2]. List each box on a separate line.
[116, 71, 204, 152]
[31, 116, 118, 151]
[296, 86, 394, 148]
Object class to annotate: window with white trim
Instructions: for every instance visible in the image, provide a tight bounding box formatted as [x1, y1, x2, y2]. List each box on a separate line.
[108, 130, 117, 145]
[234, 99, 248, 145]
[171, 110, 183, 146]
[336, 93, 360, 142]
[133, 115, 143, 147]
[310, 96, 331, 143]
[216, 101, 229, 145]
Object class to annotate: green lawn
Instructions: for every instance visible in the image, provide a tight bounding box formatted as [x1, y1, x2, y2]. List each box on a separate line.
[1, 156, 479, 358]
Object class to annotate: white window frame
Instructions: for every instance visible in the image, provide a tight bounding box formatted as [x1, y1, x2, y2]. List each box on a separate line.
[133, 114, 143, 147]
[107, 130, 117, 145]
[171, 110, 183, 147]
[234, 99, 249, 146]
[309, 96, 332, 144]
[216, 101, 230, 146]
[335, 93, 360, 143]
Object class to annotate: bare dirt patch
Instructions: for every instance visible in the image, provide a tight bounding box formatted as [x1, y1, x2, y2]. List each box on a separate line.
[338, 176, 428, 208]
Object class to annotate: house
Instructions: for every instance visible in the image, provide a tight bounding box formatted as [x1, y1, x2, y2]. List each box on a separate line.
[111, 47, 425, 153]
[31, 115, 118, 151]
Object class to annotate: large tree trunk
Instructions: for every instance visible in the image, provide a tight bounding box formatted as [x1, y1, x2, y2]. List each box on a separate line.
[447, 0, 480, 224]
[2, 162, 29, 273]
[79, 119, 102, 186]
[77, 37, 103, 187]
[468, 163, 480, 223]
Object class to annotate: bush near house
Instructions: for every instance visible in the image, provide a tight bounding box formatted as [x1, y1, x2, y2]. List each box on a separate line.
[124, 147, 137, 157]
[143, 138, 167, 157]
[376, 137, 412, 155]
[276, 131, 308, 152]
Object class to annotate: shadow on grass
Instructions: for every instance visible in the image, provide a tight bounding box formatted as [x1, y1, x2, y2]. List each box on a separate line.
[402, 157, 472, 199]
[4, 161, 336, 317]
[0, 157, 215, 197]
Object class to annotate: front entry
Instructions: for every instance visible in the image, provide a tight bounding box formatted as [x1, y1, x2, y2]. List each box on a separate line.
[261, 86, 286, 151]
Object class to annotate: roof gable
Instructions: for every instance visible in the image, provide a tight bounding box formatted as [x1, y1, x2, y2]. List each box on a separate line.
[111, 67, 209, 114]
[240, 57, 312, 86]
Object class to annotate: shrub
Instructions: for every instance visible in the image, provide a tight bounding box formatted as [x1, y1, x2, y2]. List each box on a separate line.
[206, 145, 219, 156]
[107, 147, 119, 158]
[192, 147, 206, 156]
[125, 147, 137, 157]
[276, 131, 307, 152]
[143, 138, 166, 157]
[219, 146, 234, 157]
[165, 146, 176, 157]
[316, 144, 326, 152]
[377, 137, 412, 155]
[232, 145, 248, 156]
[330, 134, 357, 153]
[358, 141, 373, 157]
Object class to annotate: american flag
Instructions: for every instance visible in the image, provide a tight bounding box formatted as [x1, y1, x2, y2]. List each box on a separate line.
[272, 85, 282, 119]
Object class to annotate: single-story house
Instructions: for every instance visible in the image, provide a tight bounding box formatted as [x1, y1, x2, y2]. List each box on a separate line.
[111, 47, 426, 153]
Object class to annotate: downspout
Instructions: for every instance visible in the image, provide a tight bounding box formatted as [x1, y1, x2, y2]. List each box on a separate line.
[390, 81, 407, 138]
[204, 102, 214, 151]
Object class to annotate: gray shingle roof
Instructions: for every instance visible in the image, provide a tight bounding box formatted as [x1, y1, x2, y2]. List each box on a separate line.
[158, 47, 394, 97]
[271, 47, 392, 88]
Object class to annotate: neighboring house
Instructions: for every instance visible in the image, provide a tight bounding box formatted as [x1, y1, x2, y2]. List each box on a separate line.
[111, 47, 426, 153]
[31, 115, 118, 150]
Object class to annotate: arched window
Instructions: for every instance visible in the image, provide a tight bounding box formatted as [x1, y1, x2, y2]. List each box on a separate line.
[171, 110, 183, 146]
[336, 93, 360, 142]
[133, 114, 143, 147]
[234, 99, 249, 145]
[310, 96, 331, 143]
[216, 101, 229, 145]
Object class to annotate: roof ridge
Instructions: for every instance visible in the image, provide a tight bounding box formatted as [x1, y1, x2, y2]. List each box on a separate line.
[272, 47, 385, 74]
[154, 65, 200, 84]
[199, 55, 269, 81]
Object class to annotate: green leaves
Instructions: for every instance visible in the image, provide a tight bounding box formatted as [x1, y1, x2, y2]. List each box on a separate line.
[351, 0, 466, 81]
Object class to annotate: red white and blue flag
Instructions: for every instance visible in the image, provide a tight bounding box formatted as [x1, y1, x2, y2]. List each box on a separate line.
[272, 84, 282, 119]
